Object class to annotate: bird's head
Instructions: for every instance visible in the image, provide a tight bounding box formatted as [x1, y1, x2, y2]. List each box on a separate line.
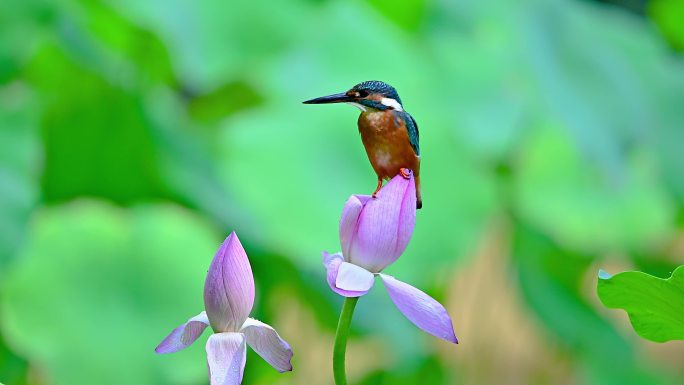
[303, 80, 403, 112]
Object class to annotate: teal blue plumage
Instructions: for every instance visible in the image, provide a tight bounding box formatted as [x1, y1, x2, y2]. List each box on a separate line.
[394, 111, 420, 156]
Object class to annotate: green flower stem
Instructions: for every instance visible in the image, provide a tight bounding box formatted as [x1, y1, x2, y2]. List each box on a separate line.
[333, 296, 359, 385]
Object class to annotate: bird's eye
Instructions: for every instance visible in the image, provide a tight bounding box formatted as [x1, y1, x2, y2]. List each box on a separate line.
[356, 90, 369, 98]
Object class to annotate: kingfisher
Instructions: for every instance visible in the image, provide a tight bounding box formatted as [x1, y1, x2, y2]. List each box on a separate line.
[303, 80, 422, 209]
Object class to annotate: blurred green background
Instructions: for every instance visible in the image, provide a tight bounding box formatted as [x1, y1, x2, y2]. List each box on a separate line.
[1, 0, 684, 384]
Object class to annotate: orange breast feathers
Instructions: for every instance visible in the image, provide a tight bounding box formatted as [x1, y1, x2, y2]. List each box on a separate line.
[357, 110, 420, 180]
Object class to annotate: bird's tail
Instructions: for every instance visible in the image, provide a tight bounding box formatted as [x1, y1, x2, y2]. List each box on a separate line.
[415, 174, 422, 209]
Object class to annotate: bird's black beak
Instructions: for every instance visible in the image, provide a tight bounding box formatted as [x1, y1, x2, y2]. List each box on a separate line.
[302, 92, 354, 105]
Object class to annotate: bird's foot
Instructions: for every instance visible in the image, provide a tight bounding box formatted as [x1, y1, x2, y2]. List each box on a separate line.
[399, 168, 412, 179]
[372, 179, 383, 198]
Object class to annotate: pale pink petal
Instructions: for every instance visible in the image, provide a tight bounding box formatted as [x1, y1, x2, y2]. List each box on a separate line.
[322, 251, 371, 297]
[336, 262, 375, 292]
[339, 195, 371, 258]
[349, 174, 416, 272]
[379, 274, 458, 344]
[206, 332, 247, 385]
[204, 232, 255, 333]
[155, 312, 210, 354]
[240, 318, 293, 372]
[393, 173, 416, 258]
[323, 250, 343, 267]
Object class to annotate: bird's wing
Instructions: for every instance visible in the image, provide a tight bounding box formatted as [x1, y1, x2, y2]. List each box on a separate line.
[395, 111, 420, 156]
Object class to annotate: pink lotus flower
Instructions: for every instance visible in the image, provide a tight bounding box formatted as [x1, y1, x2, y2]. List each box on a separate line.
[156, 232, 293, 385]
[324, 172, 458, 343]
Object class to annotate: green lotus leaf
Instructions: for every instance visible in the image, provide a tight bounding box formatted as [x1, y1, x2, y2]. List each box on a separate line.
[597, 266, 684, 342]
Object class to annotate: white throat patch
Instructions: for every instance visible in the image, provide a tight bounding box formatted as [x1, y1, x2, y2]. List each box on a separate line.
[346, 102, 367, 112]
[380, 98, 403, 111]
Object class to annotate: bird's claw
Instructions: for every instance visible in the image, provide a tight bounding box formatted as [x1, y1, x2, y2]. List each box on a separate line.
[399, 168, 412, 179]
